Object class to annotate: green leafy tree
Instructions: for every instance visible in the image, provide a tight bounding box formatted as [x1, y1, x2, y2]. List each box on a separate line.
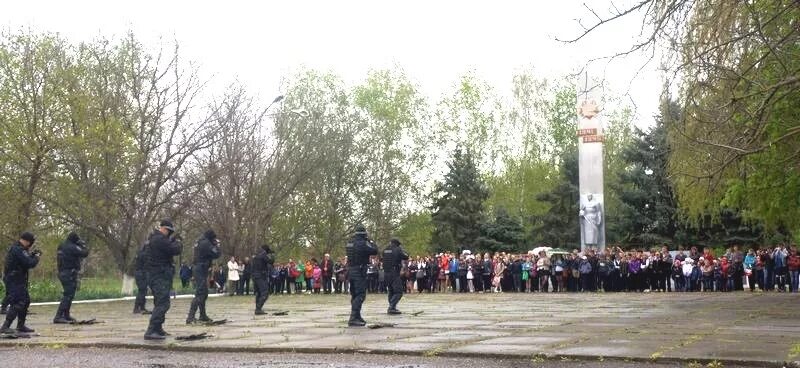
[430, 148, 488, 251]
[433, 73, 503, 174]
[533, 149, 580, 248]
[354, 68, 429, 246]
[0, 32, 71, 239]
[394, 211, 434, 257]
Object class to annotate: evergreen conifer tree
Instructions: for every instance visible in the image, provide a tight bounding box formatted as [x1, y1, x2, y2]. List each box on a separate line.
[430, 148, 489, 251]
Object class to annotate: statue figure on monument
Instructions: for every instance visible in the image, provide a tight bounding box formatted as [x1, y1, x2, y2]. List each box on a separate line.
[579, 194, 603, 245]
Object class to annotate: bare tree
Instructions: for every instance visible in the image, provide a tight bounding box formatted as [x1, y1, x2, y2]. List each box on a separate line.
[47, 34, 222, 291]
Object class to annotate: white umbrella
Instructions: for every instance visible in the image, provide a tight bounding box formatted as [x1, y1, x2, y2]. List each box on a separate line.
[531, 246, 552, 256]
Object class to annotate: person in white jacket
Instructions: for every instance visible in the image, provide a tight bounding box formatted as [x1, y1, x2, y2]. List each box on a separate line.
[227, 256, 240, 296]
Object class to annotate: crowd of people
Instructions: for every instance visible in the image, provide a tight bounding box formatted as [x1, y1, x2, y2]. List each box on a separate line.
[201, 244, 800, 295]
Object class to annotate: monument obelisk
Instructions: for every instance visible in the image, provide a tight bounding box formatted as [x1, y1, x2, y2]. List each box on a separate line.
[576, 92, 605, 252]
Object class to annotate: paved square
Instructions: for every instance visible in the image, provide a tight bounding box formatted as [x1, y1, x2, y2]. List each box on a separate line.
[3, 292, 799, 366]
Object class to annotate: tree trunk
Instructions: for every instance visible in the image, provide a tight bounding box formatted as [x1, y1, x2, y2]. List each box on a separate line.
[121, 273, 136, 295]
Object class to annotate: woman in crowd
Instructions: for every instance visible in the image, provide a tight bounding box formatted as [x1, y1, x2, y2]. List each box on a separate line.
[214, 264, 226, 293]
[466, 257, 475, 292]
[304, 259, 314, 293]
[701, 258, 714, 291]
[492, 255, 505, 293]
[406, 258, 417, 293]
[312, 261, 322, 294]
[227, 256, 239, 296]
[521, 256, 531, 292]
[426, 256, 438, 293]
[787, 249, 800, 292]
[744, 249, 756, 291]
[481, 253, 492, 292]
[415, 257, 427, 293]
[552, 255, 564, 292]
[628, 254, 642, 292]
[437, 255, 448, 293]
[457, 256, 468, 293]
[295, 260, 306, 294]
[536, 250, 550, 292]
[284, 259, 295, 294]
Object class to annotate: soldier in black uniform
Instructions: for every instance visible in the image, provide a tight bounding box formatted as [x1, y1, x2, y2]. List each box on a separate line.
[1, 232, 40, 334]
[345, 224, 377, 327]
[132, 239, 151, 314]
[252, 244, 275, 315]
[143, 220, 183, 340]
[186, 230, 220, 324]
[382, 238, 409, 314]
[53, 232, 90, 323]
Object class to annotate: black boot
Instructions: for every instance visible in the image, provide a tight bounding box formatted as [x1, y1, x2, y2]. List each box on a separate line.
[0, 318, 13, 335]
[53, 310, 69, 325]
[1, 305, 17, 334]
[198, 304, 211, 322]
[348, 312, 366, 327]
[65, 308, 77, 322]
[17, 324, 35, 333]
[387, 308, 402, 315]
[16, 314, 34, 333]
[133, 305, 142, 314]
[187, 300, 198, 321]
[144, 326, 165, 340]
[254, 309, 266, 315]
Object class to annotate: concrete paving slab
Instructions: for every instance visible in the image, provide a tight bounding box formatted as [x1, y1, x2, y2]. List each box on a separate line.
[2, 291, 798, 366]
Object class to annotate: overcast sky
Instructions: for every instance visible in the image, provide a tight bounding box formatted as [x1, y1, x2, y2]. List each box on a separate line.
[3, 0, 663, 129]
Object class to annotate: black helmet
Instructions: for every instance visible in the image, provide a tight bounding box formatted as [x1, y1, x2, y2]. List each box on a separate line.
[390, 238, 401, 247]
[159, 219, 175, 232]
[204, 229, 217, 240]
[67, 232, 81, 243]
[20, 232, 35, 244]
[354, 224, 367, 234]
[261, 244, 272, 253]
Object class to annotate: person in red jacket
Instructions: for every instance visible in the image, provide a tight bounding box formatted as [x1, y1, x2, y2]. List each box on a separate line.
[287, 259, 298, 294]
[702, 248, 715, 264]
[720, 257, 731, 292]
[786, 248, 800, 293]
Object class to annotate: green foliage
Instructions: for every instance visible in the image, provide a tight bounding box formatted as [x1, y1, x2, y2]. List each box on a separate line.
[431, 148, 489, 251]
[354, 68, 430, 246]
[485, 158, 557, 238]
[667, 1, 800, 236]
[681, 209, 765, 248]
[616, 104, 679, 245]
[484, 77, 586, 245]
[394, 211, 434, 257]
[601, 107, 635, 243]
[434, 73, 503, 173]
[533, 149, 580, 248]
[476, 208, 526, 253]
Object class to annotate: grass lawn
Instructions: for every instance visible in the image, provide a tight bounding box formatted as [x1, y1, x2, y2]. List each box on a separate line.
[0, 276, 195, 303]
